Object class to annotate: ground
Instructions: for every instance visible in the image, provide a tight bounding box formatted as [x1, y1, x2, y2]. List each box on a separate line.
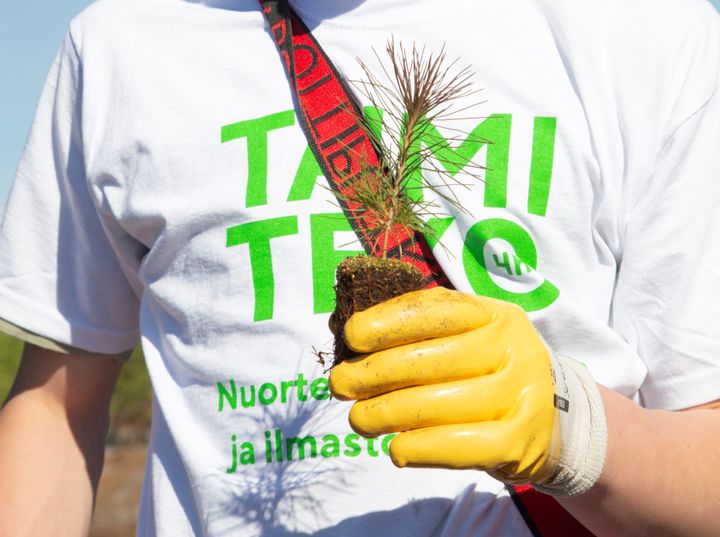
[92, 445, 147, 537]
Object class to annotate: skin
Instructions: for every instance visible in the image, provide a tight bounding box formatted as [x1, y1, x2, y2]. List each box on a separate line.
[560, 387, 720, 537]
[0, 344, 123, 537]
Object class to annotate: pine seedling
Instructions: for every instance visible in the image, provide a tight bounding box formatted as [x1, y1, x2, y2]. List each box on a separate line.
[328, 40, 489, 365]
[338, 39, 488, 259]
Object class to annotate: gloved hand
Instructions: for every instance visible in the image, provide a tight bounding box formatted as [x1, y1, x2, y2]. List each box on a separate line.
[329, 287, 607, 496]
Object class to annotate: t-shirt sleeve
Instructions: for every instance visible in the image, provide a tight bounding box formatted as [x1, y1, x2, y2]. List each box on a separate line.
[611, 13, 720, 410]
[0, 30, 142, 355]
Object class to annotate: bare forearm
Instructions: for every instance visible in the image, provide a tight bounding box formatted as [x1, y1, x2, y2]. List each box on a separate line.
[0, 392, 107, 536]
[559, 386, 720, 536]
[0, 345, 121, 537]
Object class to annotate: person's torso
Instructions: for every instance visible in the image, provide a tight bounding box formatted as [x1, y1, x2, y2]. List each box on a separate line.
[70, 0, 692, 533]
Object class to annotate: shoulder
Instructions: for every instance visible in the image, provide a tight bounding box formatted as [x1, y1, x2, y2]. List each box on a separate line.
[65, 0, 263, 60]
[63, 0, 163, 59]
[601, 0, 719, 59]
[535, 0, 718, 51]
[69, 0, 160, 36]
[606, 0, 720, 129]
[604, 0, 719, 87]
[537, 0, 719, 124]
[537, 0, 718, 48]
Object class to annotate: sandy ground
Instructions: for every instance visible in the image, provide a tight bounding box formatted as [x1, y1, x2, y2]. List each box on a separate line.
[91, 445, 147, 537]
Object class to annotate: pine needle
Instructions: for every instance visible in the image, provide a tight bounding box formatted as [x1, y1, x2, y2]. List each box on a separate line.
[338, 39, 486, 258]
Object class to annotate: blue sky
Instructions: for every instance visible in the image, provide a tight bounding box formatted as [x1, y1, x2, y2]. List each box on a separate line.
[1, 0, 95, 210]
[1, 0, 719, 212]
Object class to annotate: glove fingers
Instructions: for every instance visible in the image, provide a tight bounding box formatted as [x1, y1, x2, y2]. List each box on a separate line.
[330, 325, 509, 401]
[344, 287, 494, 353]
[348, 371, 515, 437]
[389, 418, 550, 480]
[388, 421, 519, 471]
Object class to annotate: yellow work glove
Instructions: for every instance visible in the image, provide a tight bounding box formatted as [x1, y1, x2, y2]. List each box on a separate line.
[329, 287, 607, 496]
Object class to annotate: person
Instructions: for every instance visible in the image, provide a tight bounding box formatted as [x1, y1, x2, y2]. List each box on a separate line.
[0, 0, 719, 535]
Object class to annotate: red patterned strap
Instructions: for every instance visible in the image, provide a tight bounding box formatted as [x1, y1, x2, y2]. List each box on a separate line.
[258, 0, 449, 289]
[258, 1, 594, 535]
[510, 486, 596, 536]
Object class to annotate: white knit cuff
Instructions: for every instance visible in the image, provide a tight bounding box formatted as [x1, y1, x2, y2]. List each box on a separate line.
[534, 354, 608, 497]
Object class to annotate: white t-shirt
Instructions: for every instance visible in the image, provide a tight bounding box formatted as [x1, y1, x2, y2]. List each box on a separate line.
[1, 0, 719, 535]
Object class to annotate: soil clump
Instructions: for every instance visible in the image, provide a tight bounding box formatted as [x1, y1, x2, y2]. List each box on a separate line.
[331, 256, 424, 364]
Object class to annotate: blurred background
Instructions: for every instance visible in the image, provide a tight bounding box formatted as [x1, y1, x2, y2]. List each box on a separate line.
[2, 1, 720, 536]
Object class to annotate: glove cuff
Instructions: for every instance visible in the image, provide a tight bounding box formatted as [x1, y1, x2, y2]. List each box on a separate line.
[534, 354, 608, 497]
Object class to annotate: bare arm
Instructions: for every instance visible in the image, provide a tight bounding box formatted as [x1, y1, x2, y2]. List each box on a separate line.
[559, 387, 720, 537]
[0, 344, 123, 536]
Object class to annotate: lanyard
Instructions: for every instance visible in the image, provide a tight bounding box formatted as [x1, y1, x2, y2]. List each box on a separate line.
[257, 0, 450, 289]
